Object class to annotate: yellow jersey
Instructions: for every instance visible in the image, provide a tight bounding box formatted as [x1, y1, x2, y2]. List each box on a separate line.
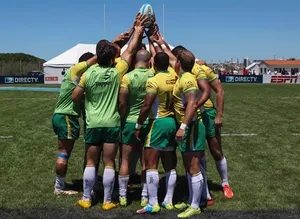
[192, 63, 217, 108]
[173, 72, 199, 123]
[145, 70, 177, 119]
[151, 66, 178, 79]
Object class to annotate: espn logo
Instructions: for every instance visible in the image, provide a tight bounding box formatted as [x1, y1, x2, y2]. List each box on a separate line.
[45, 77, 58, 81]
[225, 76, 234, 82]
[5, 77, 14, 84]
[271, 76, 298, 84]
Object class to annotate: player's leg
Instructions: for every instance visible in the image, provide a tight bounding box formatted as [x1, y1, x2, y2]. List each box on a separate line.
[139, 145, 148, 206]
[161, 150, 177, 210]
[52, 114, 79, 195]
[78, 144, 102, 208]
[119, 143, 135, 206]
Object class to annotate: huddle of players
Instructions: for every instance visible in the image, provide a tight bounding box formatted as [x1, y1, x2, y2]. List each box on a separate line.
[52, 14, 233, 218]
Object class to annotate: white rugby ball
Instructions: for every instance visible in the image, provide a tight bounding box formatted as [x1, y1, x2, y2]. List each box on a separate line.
[139, 3, 155, 28]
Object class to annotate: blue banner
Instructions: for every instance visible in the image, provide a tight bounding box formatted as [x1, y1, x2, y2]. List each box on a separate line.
[219, 75, 263, 83]
[0, 76, 44, 84]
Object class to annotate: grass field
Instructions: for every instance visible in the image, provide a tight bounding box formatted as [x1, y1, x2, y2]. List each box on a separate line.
[0, 84, 300, 218]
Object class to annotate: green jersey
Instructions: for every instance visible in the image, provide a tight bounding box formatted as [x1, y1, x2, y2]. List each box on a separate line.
[78, 60, 129, 128]
[120, 67, 154, 123]
[54, 61, 88, 116]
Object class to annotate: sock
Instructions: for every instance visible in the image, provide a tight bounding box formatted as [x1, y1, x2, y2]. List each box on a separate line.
[187, 172, 192, 204]
[103, 167, 115, 203]
[118, 175, 129, 198]
[216, 157, 229, 187]
[83, 166, 96, 201]
[191, 173, 204, 210]
[164, 170, 177, 205]
[146, 170, 159, 206]
[55, 176, 65, 190]
[141, 183, 148, 200]
[200, 156, 211, 200]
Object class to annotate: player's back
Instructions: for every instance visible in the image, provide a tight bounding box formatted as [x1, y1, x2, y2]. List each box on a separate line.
[146, 70, 177, 119]
[123, 68, 154, 122]
[84, 64, 121, 128]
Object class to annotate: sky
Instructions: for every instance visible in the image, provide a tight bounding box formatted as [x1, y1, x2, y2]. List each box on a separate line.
[0, 0, 299, 62]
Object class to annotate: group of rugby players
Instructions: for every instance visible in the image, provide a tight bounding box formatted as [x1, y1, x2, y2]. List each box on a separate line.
[51, 13, 233, 218]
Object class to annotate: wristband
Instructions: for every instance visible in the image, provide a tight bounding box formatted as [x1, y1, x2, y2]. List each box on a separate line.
[135, 123, 142, 130]
[153, 42, 159, 48]
[180, 123, 187, 130]
[161, 44, 167, 49]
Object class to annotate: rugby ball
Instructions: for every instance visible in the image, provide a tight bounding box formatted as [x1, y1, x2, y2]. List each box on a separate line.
[139, 3, 155, 28]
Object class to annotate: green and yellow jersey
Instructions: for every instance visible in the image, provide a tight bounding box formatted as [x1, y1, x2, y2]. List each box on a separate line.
[54, 61, 89, 116]
[173, 72, 199, 123]
[120, 67, 154, 123]
[145, 70, 177, 119]
[192, 63, 217, 109]
[78, 59, 129, 128]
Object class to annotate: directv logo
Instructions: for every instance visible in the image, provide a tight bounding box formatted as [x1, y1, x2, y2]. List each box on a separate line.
[225, 76, 234, 82]
[5, 77, 14, 84]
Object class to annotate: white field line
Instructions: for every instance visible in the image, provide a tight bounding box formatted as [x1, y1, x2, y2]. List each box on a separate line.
[0, 136, 13, 139]
[221, 133, 257, 136]
[1, 97, 56, 100]
[291, 134, 300, 136]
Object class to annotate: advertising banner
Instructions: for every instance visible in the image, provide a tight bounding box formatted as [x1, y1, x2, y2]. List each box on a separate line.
[219, 75, 263, 83]
[263, 75, 300, 84]
[0, 76, 44, 84]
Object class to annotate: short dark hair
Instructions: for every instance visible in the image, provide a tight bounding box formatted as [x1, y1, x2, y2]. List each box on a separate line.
[78, 52, 94, 63]
[177, 50, 195, 72]
[154, 52, 169, 71]
[171, 45, 187, 57]
[96, 40, 115, 66]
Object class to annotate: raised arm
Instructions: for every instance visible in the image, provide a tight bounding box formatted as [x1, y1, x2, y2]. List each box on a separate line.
[111, 27, 134, 49]
[121, 13, 147, 66]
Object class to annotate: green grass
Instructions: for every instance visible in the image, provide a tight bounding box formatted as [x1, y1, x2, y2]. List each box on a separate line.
[0, 84, 299, 212]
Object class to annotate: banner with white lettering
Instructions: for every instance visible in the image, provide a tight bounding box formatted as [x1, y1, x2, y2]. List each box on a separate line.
[263, 75, 300, 84]
[219, 75, 263, 83]
[0, 76, 44, 84]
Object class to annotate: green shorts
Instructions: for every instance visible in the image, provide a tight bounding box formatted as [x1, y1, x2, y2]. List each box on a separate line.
[201, 108, 217, 138]
[52, 114, 80, 140]
[178, 120, 206, 153]
[122, 122, 151, 145]
[85, 127, 121, 145]
[144, 117, 177, 151]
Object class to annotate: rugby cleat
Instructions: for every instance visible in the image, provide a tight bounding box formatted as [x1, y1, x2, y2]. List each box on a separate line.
[54, 189, 78, 195]
[162, 202, 174, 210]
[77, 199, 92, 209]
[140, 199, 148, 207]
[223, 185, 233, 199]
[119, 197, 127, 207]
[102, 202, 119, 210]
[136, 204, 160, 214]
[174, 202, 189, 211]
[177, 205, 201, 218]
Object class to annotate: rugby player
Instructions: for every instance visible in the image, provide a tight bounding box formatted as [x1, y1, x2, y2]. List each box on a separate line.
[118, 49, 154, 207]
[52, 52, 97, 195]
[135, 52, 178, 214]
[72, 13, 147, 210]
[155, 34, 206, 217]
[173, 46, 233, 199]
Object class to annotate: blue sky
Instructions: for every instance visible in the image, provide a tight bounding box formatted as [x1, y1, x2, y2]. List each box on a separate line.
[0, 0, 299, 62]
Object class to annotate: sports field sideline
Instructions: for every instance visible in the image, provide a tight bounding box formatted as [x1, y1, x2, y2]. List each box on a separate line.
[0, 84, 299, 218]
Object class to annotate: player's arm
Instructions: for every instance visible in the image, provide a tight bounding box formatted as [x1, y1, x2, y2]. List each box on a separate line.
[121, 13, 147, 66]
[72, 73, 86, 102]
[210, 79, 224, 127]
[197, 79, 211, 107]
[153, 32, 177, 69]
[70, 56, 97, 81]
[111, 27, 134, 49]
[119, 75, 130, 119]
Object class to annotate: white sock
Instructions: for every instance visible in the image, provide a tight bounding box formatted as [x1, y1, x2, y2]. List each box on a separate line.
[83, 166, 96, 201]
[164, 170, 177, 205]
[55, 176, 65, 190]
[191, 173, 204, 210]
[216, 157, 229, 187]
[187, 172, 192, 204]
[200, 156, 211, 200]
[141, 183, 148, 200]
[146, 170, 159, 206]
[103, 167, 115, 203]
[118, 175, 129, 198]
